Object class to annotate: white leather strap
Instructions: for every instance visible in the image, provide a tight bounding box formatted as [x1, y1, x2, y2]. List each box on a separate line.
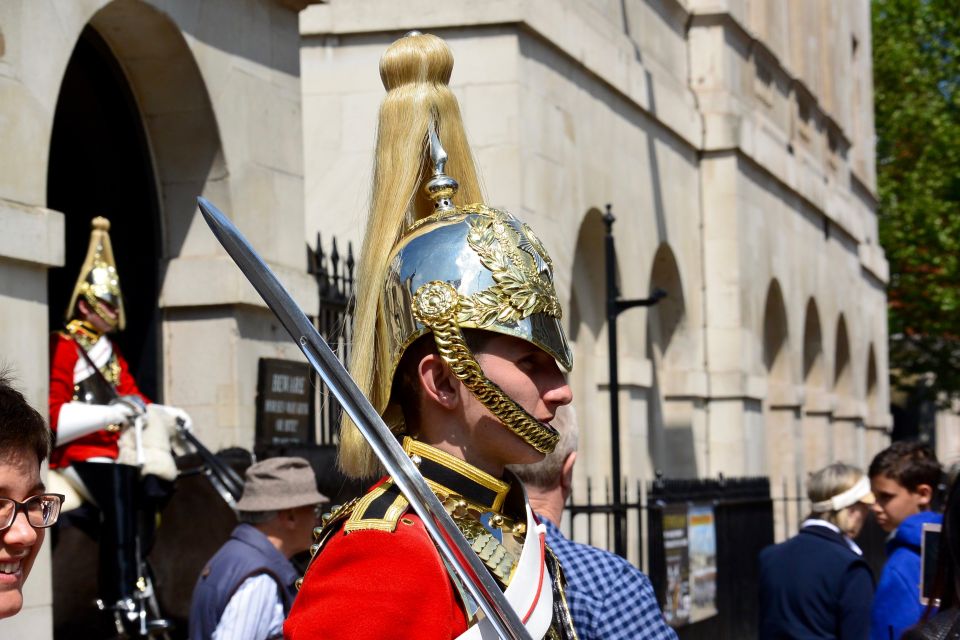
[73, 335, 112, 380]
[455, 503, 554, 639]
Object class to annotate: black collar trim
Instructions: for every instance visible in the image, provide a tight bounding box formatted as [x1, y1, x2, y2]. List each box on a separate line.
[402, 437, 510, 513]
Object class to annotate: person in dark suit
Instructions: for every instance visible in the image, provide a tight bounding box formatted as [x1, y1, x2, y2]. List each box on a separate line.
[759, 463, 876, 639]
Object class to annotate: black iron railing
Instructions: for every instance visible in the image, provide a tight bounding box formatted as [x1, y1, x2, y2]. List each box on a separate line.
[564, 474, 773, 639]
[307, 234, 355, 445]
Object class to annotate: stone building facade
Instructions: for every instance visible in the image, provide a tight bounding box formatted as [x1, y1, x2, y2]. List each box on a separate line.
[300, 0, 889, 552]
[0, 0, 887, 634]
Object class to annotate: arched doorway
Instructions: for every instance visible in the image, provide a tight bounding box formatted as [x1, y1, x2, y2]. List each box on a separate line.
[43, 5, 228, 633]
[567, 208, 610, 544]
[833, 315, 863, 465]
[762, 279, 801, 540]
[47, 25, 161, 399]
[646, 242, 696, 476]
[801, 298, 831, 473]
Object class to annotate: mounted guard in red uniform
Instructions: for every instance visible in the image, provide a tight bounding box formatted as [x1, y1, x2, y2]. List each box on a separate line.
[48, 217, 189, 635]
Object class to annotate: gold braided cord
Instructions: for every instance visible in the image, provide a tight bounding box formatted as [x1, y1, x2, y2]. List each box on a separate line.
[430, 317, 559, 454]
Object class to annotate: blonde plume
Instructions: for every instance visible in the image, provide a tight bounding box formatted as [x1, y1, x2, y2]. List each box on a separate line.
[339, 33, 484, 479]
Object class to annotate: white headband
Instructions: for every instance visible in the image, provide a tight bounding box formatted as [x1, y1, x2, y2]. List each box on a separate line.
[810, 476, 872, 512]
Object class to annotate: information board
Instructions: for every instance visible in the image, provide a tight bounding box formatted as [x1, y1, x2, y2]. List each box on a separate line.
[687, 504, 718, 623]
[255, 358, 314, 446]
[662, 504, 691, 626]
[661, 502, 719, 627]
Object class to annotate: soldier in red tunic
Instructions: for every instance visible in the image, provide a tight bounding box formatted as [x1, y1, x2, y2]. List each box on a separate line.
[48, 217, 187, 633]
[285, 33, 578, 639]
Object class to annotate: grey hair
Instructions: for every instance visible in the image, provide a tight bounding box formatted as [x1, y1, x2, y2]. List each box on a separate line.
[508, 404, 578, 489]
[238, 509, 279, 525]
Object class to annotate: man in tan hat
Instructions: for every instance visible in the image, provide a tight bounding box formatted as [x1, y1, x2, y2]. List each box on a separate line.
[189, 457, 326, 640]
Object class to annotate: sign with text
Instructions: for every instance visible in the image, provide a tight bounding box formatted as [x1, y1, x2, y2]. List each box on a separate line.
[662, 504, 691, 627]
[661, 503, 719, 627]
[256, 358, 314, 446]
[687, 504, 718, 623]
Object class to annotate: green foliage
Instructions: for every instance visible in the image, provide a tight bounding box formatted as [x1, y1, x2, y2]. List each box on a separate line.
[874, 0, 960, 401]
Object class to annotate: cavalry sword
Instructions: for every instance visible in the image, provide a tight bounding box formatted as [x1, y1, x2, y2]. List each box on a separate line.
[198, 197, 533, 640]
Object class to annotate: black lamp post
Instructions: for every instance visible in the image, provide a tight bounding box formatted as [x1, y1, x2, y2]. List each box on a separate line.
[603, 204, 666, 558]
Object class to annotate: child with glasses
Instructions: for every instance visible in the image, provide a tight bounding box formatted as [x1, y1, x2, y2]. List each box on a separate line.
[0, 373, 61, 619]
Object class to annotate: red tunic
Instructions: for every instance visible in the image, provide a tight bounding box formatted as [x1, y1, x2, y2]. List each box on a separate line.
[48, 332, 149, 468]
[284, 511, 469, 640]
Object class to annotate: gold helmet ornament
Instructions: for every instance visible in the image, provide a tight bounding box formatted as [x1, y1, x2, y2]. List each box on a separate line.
[65, 216, 126, 331]
[339, 33, 572, 479]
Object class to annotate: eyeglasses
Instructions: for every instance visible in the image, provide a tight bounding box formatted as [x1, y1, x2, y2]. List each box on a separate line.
[0, 494, 65, 531]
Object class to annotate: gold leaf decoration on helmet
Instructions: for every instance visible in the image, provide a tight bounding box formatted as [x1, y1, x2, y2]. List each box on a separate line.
[457, 207, 562, 329]
[65, 216, 126, 331]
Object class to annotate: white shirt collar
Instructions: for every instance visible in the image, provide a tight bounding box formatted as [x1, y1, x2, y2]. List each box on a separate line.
[801, 518, 863, 556]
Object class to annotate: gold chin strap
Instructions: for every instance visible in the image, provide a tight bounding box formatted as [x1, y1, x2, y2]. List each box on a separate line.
[412, 280, 560, 454]
[82, 293, 120, 331]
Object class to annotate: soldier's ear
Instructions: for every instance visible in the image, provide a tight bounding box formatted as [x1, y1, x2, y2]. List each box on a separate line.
[417, 352, 459, 410]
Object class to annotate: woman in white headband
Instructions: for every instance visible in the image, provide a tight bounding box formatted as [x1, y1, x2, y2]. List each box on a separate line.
[758, 463, 876, 639]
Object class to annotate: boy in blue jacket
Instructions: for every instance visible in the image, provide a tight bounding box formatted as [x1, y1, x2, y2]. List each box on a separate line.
[869, 442, 942, 640]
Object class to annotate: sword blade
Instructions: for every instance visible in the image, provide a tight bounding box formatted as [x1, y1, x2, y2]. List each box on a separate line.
[197, 197, 532, 640]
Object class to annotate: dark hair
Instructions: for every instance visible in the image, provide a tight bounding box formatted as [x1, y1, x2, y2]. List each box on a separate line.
[0, 373, 52, 464]
[868, 441, 941, 492]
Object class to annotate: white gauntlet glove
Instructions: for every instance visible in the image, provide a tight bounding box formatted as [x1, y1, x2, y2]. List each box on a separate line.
[56, 401, 137, 446]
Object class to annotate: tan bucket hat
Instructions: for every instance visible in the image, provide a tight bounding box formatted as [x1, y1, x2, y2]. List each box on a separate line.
[235, 456, 328, 512]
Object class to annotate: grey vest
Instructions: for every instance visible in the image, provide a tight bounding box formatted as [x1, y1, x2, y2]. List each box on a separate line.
[189, 524, 299, 640]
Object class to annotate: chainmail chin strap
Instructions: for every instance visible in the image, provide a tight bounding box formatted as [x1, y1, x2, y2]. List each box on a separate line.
[430, 317, 559, 454]
[412, 279, 559, 453]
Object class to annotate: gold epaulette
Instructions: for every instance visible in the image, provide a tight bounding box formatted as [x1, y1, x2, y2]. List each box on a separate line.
[343, 480, 410, 533]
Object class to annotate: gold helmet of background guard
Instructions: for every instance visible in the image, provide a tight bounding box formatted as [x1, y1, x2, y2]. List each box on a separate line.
[65, 217, 126, 331]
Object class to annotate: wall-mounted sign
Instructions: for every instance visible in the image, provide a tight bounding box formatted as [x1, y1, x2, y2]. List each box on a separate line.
[662, 503, 719, 627]
[687, 504, 718, 623]
[255, 358, 313, 446]
[662, 504, 691, 626]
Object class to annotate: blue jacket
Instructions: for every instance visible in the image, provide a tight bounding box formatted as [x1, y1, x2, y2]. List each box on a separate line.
[189, 524, 299, 640]
[759, 524, 875, 639]
[871, 511, 943, 640]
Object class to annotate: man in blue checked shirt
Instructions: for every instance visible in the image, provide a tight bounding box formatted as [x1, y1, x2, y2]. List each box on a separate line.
[509, 406, 677, 640]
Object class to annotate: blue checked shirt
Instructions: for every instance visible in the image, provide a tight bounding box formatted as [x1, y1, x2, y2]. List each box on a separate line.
[543, 518, 678, 640]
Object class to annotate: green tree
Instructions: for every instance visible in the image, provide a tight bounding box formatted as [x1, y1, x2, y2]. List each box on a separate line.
[874, 0, 960, 403]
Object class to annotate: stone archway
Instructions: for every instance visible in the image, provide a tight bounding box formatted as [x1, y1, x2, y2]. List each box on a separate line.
[762, 279, 801, 540]
[567, 208, 610, 542]
[801, 298, 831, 473]
[45, 4, 226, 635]
[646, 242, 697, 476]
[46, 1, 226, 402]
[763, 280, 791, 387]
[833, 315, 863, 465]
[47, 25, 163, 397]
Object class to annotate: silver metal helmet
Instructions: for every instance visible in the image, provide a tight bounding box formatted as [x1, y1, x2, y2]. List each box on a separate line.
[377, 125, 572, 453]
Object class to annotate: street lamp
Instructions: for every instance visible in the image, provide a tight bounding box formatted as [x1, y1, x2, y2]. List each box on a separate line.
[603, 204, 666, 558]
